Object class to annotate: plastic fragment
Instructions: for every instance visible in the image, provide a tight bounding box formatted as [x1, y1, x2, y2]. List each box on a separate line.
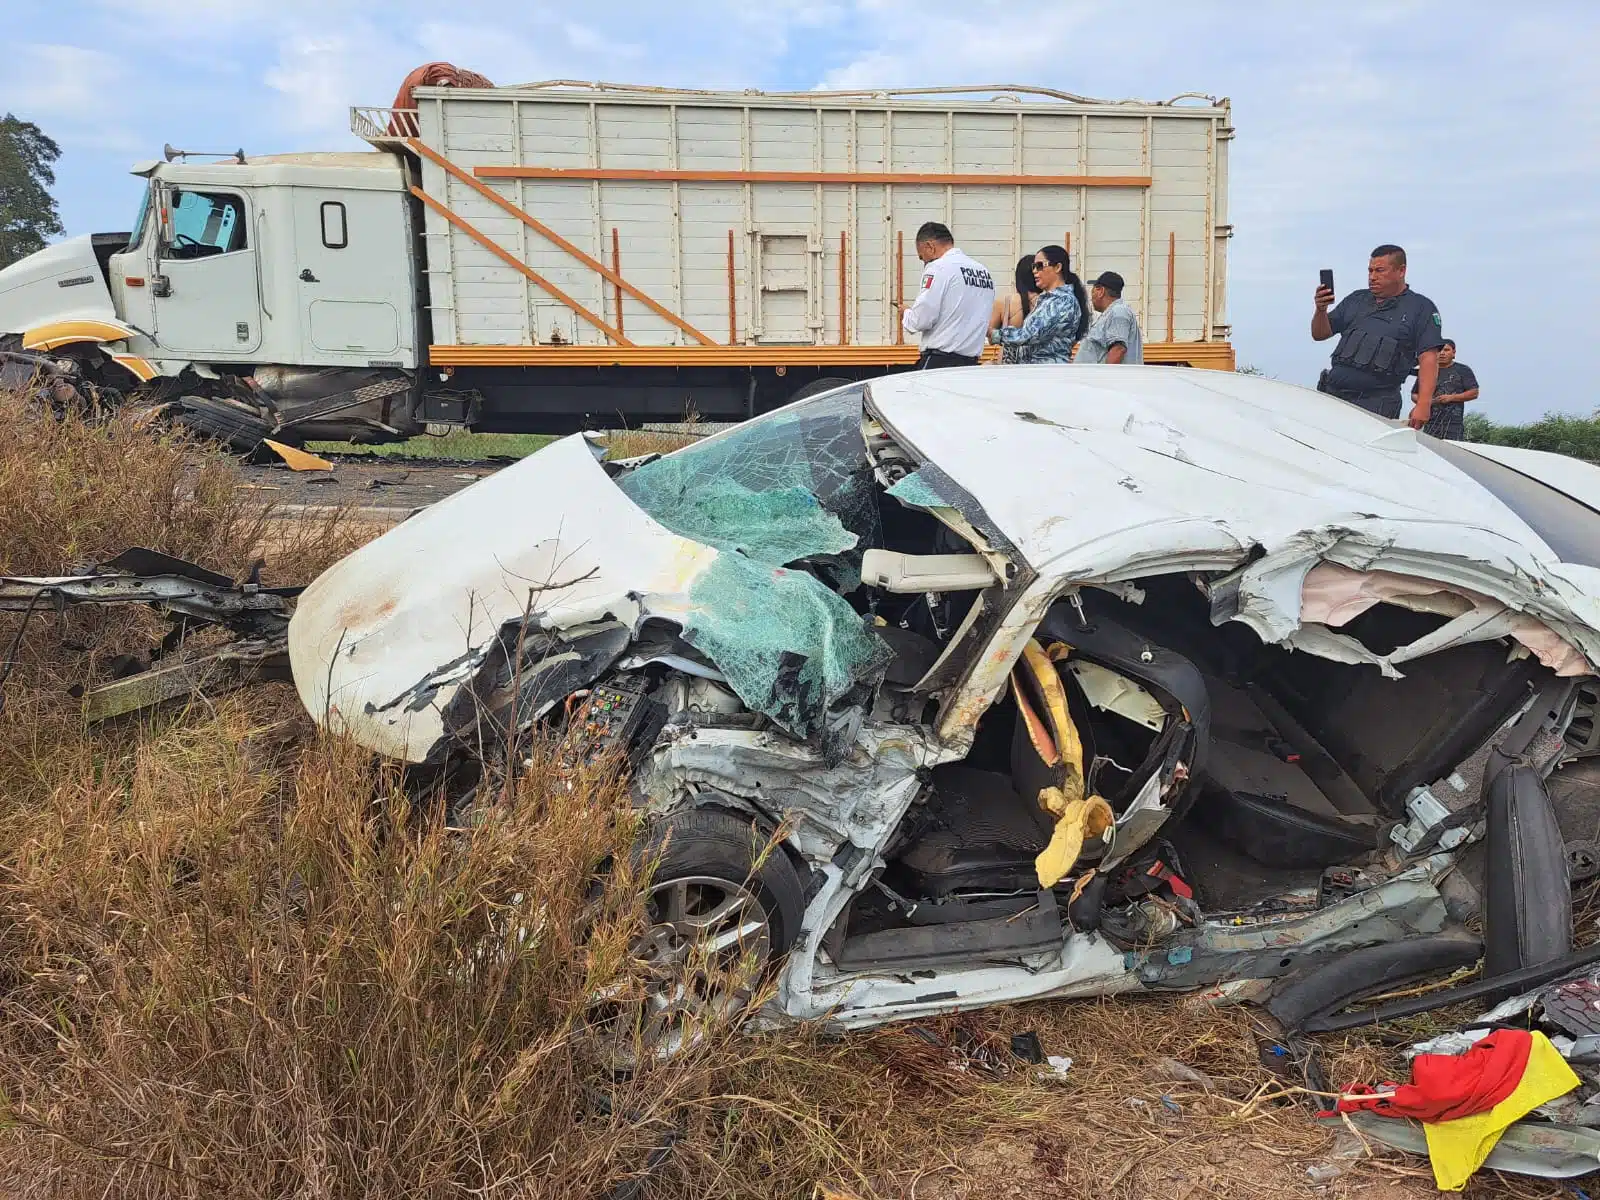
[1147, 1057, 1217, 1093]
[1040, 1055, 1073, 1080]
[1010, 1031, 1044, 1064]
[263, 439, 333, 471]
[1305, 1130, 1369, 1184]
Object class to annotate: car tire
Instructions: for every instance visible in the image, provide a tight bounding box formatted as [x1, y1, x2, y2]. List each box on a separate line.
[788, 377, 855, 404]
[642, 807, 806, 954]
[172, 396, 274, 455]
[588, 807, 805, 1070]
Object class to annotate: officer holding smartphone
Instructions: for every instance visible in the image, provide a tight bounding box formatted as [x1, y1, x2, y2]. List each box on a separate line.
[1311, 244, 1443, 426]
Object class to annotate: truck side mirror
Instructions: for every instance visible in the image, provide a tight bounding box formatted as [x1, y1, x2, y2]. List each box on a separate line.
[154, 185, 175, 258]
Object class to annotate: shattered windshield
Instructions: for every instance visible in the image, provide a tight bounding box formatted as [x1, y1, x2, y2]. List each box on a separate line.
[616, 388, 881, 565]
[616, 388, 893, 740]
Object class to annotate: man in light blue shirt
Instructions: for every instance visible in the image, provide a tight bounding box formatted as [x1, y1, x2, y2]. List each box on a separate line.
[1076, 271, 1144, 364]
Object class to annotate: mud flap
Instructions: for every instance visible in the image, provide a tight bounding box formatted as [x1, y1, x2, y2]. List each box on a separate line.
[1484, 764, 1572, 978]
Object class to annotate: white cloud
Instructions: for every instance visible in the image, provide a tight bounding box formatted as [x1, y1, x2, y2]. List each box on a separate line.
[0, 44, 141, 152]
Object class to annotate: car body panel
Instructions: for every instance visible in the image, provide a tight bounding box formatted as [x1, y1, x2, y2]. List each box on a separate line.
[289, 433, 719, 761]
[1456, 440, 1600, 515]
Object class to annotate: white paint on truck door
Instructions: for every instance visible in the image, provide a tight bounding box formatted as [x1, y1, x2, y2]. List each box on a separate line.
[152, 187, 262, 355]
[291, 187, 410, 360]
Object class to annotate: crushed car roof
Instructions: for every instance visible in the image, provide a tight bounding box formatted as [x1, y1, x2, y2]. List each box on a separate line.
[867, 366, 1600, 671]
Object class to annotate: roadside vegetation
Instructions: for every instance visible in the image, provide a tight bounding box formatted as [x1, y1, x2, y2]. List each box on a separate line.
[1466, 411, 1600, 462]
[306, 430, 557, 460]
[0, 390, 1503, 1198]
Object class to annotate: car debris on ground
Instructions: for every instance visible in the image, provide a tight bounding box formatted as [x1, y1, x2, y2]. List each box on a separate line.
[15, 366, 1600, 1188]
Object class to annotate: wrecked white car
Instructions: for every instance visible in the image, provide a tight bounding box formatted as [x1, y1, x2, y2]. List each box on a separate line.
[288, 366, 1600, 1050]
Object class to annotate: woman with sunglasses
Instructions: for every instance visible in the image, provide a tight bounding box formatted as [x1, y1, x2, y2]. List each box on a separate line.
[988, 245, 1089, 364]
[990, 255, 1042, 365]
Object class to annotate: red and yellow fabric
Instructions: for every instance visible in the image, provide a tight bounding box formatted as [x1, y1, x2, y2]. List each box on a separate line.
[1421, 1032, 1579, 1190]
[1334, 1029, 1580, 1190]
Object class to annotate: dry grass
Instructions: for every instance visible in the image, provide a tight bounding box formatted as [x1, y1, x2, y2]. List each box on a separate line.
[0, 388, 1575, 1198]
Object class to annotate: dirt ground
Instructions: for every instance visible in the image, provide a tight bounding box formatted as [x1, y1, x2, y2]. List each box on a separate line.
[241, 454, 507, 519]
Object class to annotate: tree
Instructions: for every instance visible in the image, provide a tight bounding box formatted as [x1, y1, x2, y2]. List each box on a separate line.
[0, 114, 64, 270]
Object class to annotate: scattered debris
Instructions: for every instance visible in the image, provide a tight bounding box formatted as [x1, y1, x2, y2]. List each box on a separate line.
[263, 439, 335, 471]
[0, 548, 297, 720]
[1304, 1129, 1369, 1185]
[1041, 1055, 1074, 1081]
[1146, 1057, 1217, 1093]
[1009, 1030, 1044, 1064]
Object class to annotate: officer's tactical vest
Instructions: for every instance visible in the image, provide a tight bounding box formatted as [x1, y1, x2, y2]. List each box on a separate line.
[1332, 300, 1410, 383]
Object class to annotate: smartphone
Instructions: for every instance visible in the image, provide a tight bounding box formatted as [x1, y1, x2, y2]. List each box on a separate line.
[1319, 268, 1335, 294]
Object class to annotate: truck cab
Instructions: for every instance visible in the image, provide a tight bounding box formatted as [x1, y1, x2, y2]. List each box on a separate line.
[0, 151, 423, 444]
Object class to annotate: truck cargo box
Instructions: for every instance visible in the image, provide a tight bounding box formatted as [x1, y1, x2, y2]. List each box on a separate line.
[355, 82, 1234, 374]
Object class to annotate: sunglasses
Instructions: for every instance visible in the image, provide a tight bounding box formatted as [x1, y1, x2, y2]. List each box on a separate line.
[1031, 261, 1048, 271]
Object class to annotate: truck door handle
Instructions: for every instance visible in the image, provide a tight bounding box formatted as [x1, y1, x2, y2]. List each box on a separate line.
[299, 269, 319, 283]
[151, 274, 171, 298]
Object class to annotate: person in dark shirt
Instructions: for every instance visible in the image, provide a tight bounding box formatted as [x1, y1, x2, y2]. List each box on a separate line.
[1312, 244, 1443, 426]
[1410, 339, 1479, 440]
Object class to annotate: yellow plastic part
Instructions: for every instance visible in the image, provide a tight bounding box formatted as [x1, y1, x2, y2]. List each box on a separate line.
[1009, 638, 1111, 886]
[263, 439, 334, 472]
[21, 319, 136, 351]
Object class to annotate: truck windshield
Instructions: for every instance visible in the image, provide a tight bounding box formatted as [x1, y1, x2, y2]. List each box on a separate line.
[127, 185, 151, 250]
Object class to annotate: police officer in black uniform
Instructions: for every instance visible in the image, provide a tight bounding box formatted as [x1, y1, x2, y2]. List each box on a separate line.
[1312, 244, 1443, 427]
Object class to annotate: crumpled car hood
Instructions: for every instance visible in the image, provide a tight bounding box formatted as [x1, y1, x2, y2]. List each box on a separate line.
[289, 434, 717, 761]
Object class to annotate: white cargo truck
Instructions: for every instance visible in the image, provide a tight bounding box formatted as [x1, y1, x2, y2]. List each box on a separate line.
[0, 81, 1234, 447]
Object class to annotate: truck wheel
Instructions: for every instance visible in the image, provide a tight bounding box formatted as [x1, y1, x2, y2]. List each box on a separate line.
[588, 807, 804, 1069]
[172, 397, 274, 455]
[788, 377, 855, 404]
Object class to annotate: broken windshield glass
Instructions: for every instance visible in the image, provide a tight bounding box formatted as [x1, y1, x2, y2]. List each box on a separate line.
[617, 388, 881, 563]
[680, 554, 895, 741]
[615, 387, 894, 739]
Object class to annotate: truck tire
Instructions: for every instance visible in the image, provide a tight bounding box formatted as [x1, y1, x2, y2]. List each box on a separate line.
[172, 397, 274, 455]
[788, 377, 855, 404]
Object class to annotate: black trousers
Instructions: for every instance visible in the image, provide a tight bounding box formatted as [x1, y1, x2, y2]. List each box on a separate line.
[1317, 374, 1402, 419]
[916, 349, 981, 370]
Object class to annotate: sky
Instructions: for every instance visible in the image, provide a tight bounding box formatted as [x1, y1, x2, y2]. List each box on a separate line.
[3, 0, 1595, 423]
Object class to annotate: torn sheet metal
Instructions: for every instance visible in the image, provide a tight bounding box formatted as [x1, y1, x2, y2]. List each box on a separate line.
[0, 551, 294, 635]
[1332, 1112, 1600, 1182]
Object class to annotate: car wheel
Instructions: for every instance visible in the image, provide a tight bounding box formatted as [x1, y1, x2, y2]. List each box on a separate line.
[588, 808, 805, 1070]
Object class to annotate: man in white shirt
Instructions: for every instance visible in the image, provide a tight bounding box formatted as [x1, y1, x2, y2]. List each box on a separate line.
[900, 222, 995, 368]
